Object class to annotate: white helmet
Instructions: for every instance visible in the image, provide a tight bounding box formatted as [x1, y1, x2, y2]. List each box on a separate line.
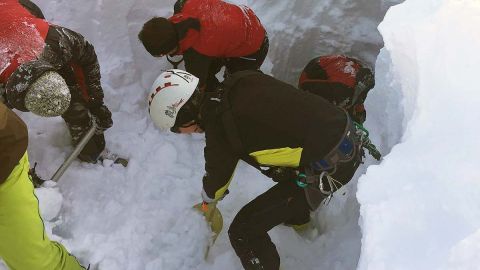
[148, 69, 199, 130]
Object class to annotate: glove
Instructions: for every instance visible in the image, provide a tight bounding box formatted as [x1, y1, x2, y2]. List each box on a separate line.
[90, 104, 112, 134]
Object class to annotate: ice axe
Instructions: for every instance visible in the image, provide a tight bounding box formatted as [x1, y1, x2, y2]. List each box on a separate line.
[30, 124, 96, 187]
[193, 201, 223, 259]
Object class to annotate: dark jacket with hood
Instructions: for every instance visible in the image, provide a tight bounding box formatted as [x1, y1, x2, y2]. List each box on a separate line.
[0, 0, 111, 125]
[201, 71, 348, 201]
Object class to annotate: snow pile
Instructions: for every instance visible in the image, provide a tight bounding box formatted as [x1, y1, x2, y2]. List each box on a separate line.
[0, 0, 407, 269]
[357, 0, 480, 269]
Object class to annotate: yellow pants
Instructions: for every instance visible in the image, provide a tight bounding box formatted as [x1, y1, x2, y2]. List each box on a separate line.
[0, 153, 85, 270]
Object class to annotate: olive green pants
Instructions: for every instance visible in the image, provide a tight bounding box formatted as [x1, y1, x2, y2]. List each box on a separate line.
[0, 153, 85, 270]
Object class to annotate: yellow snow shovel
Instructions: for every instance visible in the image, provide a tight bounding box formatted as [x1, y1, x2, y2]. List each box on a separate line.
[193, 201, 223, 259]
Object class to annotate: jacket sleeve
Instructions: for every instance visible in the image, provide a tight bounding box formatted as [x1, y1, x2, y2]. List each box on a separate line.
[45, 25, 105, 108]
[0, 103, 28, 184]
[202, 100, 239, 201]
[44, 25, 112, 129]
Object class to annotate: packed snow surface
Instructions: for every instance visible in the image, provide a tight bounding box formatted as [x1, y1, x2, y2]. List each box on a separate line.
[5, 0, 480, 270]
[357, 0, 480, 270]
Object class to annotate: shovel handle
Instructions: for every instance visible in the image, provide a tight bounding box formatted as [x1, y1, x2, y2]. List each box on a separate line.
[51, 124, 96, 182]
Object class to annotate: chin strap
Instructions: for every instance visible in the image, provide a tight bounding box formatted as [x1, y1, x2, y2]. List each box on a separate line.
[167, 55, 184, 69]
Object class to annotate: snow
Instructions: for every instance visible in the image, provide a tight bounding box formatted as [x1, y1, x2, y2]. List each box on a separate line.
[4, 0, 479, 269]
[357, 1, 480, 270]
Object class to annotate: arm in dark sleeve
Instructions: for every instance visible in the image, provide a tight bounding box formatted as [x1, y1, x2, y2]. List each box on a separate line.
[183, 48, 217, 90]
[46, 25, 104, 107]
[0, 103, 28, 184]
[202, 104, 239, 200]
[19, 0, 45, 19]
[45, 25, 112, 129]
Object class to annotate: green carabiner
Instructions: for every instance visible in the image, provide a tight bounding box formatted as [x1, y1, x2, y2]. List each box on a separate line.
[295, 173, 308, 188]
[353, 121, 369, 137]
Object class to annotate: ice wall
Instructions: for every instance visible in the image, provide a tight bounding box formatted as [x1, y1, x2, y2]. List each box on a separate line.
[357, 0, 480, 269]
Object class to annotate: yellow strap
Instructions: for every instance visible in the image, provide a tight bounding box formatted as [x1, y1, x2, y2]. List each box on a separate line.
[249, 147, 303, 167]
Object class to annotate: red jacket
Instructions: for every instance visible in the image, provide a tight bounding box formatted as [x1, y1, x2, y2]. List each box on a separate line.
[0, 0, 49, 83]
[170, 0, 265, 57]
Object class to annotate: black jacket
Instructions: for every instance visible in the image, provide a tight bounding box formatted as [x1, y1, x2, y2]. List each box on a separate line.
[201, 72, 347, 200]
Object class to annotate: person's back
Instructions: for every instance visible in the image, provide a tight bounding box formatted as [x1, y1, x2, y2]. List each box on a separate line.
[175, 0, 265, 57]
[223, 72, 347, 164]
[200, 71, 358, 203]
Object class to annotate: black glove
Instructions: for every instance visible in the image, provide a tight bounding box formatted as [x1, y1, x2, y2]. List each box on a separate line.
[90, 104, 112, 134]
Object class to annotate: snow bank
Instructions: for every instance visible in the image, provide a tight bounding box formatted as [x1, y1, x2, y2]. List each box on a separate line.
[357, 0, 480, 269]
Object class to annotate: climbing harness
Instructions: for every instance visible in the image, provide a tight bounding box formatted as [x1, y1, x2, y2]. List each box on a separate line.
[294, 117, 382, 208]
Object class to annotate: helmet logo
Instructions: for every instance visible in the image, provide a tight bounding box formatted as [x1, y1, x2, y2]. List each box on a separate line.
[165, 98, 184, 118]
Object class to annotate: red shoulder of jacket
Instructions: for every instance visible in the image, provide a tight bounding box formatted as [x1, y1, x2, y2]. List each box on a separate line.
[0, 1, 50, 83]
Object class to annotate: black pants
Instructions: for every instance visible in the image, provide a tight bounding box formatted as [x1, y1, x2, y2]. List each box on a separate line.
[228, 155, 361, 270]
[62, 101, 105, 162]
[226, 35, 270, 74]
[228, 180, 310, 270]
[204, 35, 270, 91]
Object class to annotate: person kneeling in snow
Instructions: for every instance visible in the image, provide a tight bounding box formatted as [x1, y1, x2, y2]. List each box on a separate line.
[0, 0, 112, 163]
[138, 0, 269, 91]
[0, 103, 87, 270]
[147, 69, 379, 270]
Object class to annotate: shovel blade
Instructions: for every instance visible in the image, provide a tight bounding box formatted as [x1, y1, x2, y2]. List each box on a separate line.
[193, 203, 223, 259]
[193, 203, 223, 234]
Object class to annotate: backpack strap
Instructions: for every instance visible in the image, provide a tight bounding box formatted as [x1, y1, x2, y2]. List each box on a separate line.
[218, 70, 263, 155]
